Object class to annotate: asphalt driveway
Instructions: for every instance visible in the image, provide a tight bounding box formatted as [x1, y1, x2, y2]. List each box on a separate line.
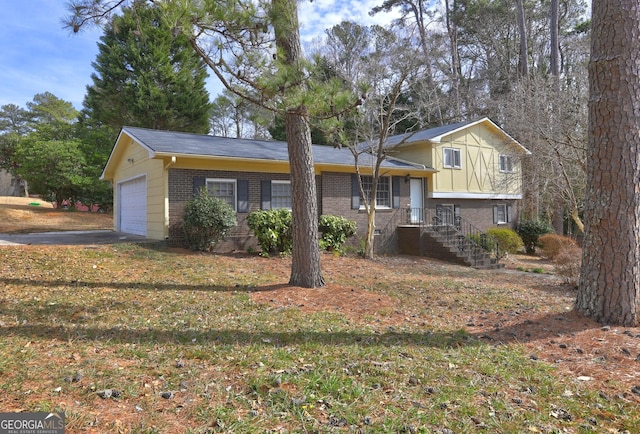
[0, 230, 151, 246]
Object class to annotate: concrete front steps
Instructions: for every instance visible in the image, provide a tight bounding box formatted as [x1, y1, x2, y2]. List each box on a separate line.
[397, 225, 504, 270]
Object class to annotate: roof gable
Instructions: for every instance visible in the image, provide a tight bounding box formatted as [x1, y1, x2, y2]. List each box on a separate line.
[381, 117, 531, 154]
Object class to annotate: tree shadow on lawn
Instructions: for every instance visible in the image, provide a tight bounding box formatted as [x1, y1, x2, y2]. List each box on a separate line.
[1, 322, 478, 349]
[0, 277, 288, 293]
[0, 310, 605, 350]
[467, 309, 604, 346]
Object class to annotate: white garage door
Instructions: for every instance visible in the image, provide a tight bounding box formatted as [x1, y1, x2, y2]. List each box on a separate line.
[119, 176, 147, 236]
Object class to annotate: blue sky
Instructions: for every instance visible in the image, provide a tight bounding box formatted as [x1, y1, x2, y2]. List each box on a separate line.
[0, 1, 398, 110]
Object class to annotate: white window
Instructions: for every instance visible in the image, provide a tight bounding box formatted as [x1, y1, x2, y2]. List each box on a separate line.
[443, 147, 461, 168]
[271, 181, 291, 209]
[499, 154, 513, 172]
[493, 204, 512, 224]
[206, 178, 237, 211]
[361, 176, 391, 208]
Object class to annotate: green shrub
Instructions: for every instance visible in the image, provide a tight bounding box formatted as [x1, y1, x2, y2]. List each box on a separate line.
[468, 232, 498, 253]
[486, 228, 524, 255]
[182, 190, 236, 251]
[247, 209, 292, 255]
[516, 220, 554, 254]
[318, 215, 357, 253]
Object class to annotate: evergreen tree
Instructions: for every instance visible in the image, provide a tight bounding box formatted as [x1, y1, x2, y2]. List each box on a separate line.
[27, 92, 78, 141]
[67, 0, 358, 288]
[83, 1, 211, 133]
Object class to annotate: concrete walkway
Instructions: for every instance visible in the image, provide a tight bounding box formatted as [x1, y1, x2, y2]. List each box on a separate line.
[0, 230, 151, 246]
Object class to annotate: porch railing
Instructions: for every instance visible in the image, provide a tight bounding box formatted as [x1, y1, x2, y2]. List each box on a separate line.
[405, 207, 501, 262]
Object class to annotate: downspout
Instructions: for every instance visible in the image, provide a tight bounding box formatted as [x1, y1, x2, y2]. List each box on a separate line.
[163, 156, 177, 240]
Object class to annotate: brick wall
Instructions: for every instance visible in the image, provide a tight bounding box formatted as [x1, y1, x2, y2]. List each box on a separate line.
[169, 168, 322, 252]
[168, 169, 412, 254]
[427, 198, 520, 231]
[321, 172, 412, 254]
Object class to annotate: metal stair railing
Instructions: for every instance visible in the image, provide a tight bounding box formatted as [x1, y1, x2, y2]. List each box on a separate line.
[407, 207, 501, 264]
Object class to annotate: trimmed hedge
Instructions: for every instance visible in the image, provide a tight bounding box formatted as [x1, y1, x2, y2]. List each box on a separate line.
[319, 215, 357, 253]
[485, 228, 524, 255]
[182, 190, 237, 251]
[247, 210, 357, 255]
[247, 209, 292, 255]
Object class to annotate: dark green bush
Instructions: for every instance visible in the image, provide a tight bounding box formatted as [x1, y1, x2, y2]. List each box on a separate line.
[486, 228, 524, 255]
[247, 209, 292, 255]
[182, 190, 236, 251]
[516, 220, 554, 254]
[318, 215, 357, 253]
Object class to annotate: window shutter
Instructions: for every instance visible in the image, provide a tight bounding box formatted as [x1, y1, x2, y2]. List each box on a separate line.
[193, 177, 206, 196]
[237, 180, 249, 212]
[392, 176, 401, 208]
[261, 180, 272, 210]
[454, 205, 461, 218]
[351, 174, 360, 209]
[506, 205, 513, 223]
[493, 206, 499, 224]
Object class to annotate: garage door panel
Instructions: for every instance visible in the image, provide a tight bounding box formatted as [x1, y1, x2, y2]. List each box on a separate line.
[119, 177, 147, 236]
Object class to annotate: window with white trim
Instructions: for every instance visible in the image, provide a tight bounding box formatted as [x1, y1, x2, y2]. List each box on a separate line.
[206, 178, 237, 211]
[493, 204, 512, 224]
[271, 180, 291, 209]
[361, 176, 391, 208]
[443, 147, 461, 168]
[499, 154, 513, 173]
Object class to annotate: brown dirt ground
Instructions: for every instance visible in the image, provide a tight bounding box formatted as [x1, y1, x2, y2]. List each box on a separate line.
[251, 254, 640, 400]
[0, 197, 112, 233]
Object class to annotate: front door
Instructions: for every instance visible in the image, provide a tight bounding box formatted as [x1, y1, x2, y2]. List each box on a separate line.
[409, 178, 423, 223]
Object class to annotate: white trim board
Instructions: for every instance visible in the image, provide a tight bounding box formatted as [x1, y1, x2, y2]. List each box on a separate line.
[428, 192, 522, 200]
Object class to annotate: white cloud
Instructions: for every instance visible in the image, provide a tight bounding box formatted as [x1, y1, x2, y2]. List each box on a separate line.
[0, 0, 401, 108]
[298, 0, 401, 45]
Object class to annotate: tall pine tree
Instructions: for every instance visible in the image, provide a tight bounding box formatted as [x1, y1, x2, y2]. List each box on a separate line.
[83, 1, 211, 133]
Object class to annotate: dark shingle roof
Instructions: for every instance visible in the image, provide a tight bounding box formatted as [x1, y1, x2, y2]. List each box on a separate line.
[122, 126, 429, 170]
[381, 120, 477, 147]
[366, 117, 530, 155]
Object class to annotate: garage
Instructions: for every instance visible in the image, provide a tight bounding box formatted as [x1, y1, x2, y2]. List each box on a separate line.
[118, 176, 147, 236]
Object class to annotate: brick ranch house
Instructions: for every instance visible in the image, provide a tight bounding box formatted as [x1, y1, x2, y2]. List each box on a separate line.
[101, 117, 530, 263]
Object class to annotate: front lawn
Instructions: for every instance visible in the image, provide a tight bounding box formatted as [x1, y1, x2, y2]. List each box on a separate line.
[0, 244, 638, 433]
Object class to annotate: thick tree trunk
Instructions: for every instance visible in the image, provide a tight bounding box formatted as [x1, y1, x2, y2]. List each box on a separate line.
[273, 0, 324, 288]
[445, 0, 462, 118]
[285, 110, 325, 287]
[550, 0, 560, 77]
[515, 0, 528, 77]
[576, 0, 640, 326]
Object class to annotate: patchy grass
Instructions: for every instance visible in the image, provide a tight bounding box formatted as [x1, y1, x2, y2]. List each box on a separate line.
[0, 198, 112, 234]
[0, 244, 639, 433]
